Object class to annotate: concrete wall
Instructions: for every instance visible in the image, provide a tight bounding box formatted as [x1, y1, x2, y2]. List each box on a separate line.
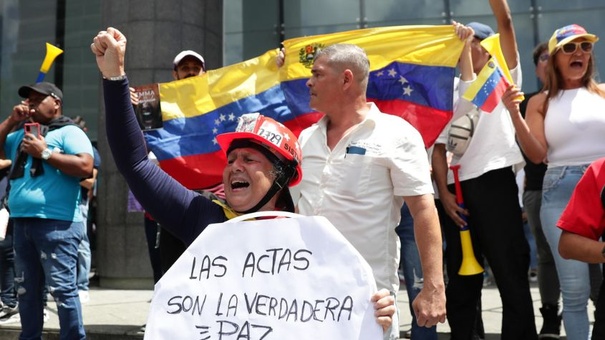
[95, 0, 223, 289]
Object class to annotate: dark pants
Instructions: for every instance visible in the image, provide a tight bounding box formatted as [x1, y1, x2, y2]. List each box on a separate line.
[0, 221, 16, 308]
[442, 167, 537, 339]
[143, 216, 162, 284]
[523, 189, 560, 306]
[593, 266, 605, 339]
[159, 226, 186, 273]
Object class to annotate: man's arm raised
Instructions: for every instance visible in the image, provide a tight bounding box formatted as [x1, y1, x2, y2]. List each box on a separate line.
[490, 0, 519, 70]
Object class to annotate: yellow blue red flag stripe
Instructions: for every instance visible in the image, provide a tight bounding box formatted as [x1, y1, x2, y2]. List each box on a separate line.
[462, 58, 510, 113]
[145, 25, 464, 190]
[281, 25, 463, 148]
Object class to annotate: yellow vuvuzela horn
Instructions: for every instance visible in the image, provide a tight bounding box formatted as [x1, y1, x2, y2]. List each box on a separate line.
[36, 43, 63, 83]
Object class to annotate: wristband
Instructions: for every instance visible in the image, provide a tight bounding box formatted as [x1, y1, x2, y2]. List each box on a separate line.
[104, 74, 127, 81]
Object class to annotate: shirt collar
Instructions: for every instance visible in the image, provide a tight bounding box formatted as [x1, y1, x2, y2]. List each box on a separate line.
[316, 102, 379, 129]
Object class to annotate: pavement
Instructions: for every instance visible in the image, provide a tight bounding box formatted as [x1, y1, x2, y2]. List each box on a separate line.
[0, 280, 589, 339]
[0, 286, 152, 340]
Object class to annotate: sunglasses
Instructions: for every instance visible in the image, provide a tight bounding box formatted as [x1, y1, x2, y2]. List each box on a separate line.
[561, 41, 593, 54]
[538, 54, 549, 62]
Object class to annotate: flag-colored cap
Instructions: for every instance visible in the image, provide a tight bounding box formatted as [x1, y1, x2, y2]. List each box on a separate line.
[548, 24, 598, 54]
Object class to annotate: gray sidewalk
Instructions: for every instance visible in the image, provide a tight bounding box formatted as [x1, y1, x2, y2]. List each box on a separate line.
[0, 282, 589, 339]
[398, 282, 581, 339]
[0, 288, 152, 340]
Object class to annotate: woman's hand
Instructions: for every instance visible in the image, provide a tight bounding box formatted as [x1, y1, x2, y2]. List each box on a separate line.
[371, 289, 396, 332]
[501, 84, 524, 116]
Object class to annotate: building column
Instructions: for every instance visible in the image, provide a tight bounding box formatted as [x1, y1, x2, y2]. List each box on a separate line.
[96, 0, 223, 289]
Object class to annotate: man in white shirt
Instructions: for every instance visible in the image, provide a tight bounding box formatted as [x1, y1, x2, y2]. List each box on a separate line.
[291, 43, 446, 340]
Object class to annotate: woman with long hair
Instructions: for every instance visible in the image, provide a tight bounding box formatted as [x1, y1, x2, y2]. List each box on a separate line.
[504, 24, 605, 339]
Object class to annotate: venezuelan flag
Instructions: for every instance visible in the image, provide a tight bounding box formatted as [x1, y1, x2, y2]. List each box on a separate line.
[144, 50, 289, 190]
[281, 25, 464, 148]
[462, 58, 510, 113]
[145, 25, 464, 190]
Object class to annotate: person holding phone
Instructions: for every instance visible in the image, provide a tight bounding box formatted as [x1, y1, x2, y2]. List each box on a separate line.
[24, 123, 40, 138]
[0, 82, 93, 339]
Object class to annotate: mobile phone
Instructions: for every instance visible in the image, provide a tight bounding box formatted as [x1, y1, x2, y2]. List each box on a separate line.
[24, 122, 40, 138]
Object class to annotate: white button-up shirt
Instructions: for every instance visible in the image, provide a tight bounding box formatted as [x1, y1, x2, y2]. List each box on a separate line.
[292, 103, 434, 293]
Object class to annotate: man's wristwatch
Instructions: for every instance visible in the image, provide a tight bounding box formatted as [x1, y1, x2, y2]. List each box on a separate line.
[41, 148, 53, 160]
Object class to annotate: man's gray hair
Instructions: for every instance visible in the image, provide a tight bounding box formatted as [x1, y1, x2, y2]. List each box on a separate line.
[315, 44, 370, 89]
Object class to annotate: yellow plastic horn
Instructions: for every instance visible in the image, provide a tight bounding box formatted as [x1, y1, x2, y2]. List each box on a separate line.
[36, 43, 64, 83]
[458, 229, 484, 276]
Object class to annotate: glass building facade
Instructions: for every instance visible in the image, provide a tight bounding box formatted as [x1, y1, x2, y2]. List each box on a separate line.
[1, 0, 605, 141]
[225, 0, 605, 96]
[0, 0, 100, 139]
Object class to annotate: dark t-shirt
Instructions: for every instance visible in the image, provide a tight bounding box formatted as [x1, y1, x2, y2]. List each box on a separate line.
[80, 146, 101, 203]
[519, 91, 547, 191]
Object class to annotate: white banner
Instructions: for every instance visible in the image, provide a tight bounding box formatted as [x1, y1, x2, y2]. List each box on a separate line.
[144, 212, 381, 339]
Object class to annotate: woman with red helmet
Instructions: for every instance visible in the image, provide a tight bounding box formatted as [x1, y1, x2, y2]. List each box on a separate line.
[216, 112, 302, 215]
[92, 27, 396, 333]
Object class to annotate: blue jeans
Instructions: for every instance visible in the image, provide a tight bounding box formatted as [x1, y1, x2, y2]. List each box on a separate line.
[541, 165, 591, 340]
[76, 234, 91, 291]
[395, 203, 437, 339]
[13, 218, 86, 340]
[77, 203, 91, 291]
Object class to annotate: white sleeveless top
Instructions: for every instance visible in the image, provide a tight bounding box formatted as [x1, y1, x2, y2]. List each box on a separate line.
[544, 87, 605, 167]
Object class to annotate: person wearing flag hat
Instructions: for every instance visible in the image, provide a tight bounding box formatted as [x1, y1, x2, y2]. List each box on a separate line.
[517, 41, 563, 339]
[432, 0, 538, 338]
[503, 23, 605, 340]
[90, 26, 397, 333]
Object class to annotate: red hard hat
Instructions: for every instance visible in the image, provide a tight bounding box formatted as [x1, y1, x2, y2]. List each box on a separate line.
[216, 113, 302, 186]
